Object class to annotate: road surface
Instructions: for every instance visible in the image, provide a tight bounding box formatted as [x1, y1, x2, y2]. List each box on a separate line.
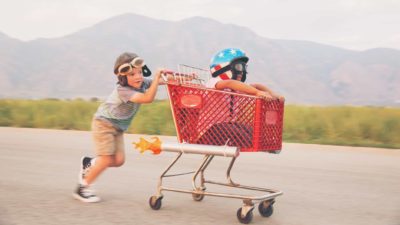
[0, 127, 399, 225]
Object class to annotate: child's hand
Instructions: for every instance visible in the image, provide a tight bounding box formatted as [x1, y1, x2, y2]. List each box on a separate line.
[155, 69, 166, 82]
[271, 93, 285, 102]
[256, 90, 274, 100]
[155, 69, 162, 79]
[276, 95, 285, 102]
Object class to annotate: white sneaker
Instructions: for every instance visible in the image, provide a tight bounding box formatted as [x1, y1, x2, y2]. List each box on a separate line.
[72, 184, 101, 203]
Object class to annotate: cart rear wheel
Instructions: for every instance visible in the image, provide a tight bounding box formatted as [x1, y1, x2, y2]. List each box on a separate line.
[149, 196, 163, 210]
[192, 192, 205, 201]
[236, 207, 253, 224]
[258, 200, 274, 217]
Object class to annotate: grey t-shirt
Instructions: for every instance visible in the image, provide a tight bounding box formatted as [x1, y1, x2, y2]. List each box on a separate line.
[94, 78, 152, 131]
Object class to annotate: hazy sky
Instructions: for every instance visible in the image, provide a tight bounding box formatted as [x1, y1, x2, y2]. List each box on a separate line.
[1, 0, 399, 50]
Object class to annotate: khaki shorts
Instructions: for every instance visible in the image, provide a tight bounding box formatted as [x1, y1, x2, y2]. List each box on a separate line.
[91, 118, 124, 156]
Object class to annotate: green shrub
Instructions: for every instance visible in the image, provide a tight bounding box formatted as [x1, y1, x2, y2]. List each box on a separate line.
[0, 99, 399, 149]
[283, 105, 400, 148]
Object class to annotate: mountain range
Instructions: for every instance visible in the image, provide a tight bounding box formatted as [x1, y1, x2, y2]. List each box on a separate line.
[1, 13, 399, 106]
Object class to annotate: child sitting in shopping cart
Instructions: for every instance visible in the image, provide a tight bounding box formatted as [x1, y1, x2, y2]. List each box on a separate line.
[194, 48, 284, 148]
[206, 48, 284, 101]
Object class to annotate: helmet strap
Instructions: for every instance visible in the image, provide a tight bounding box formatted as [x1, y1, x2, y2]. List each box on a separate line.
[211, 65, 231, 77]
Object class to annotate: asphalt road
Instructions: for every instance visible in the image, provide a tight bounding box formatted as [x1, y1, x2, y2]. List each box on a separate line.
[0, 127, 399, 225]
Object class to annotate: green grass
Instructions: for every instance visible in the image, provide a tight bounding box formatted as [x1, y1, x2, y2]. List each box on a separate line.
[283, 105, 400, 149]
[1, 99, 399, 149]
[0, 99, 97, 130]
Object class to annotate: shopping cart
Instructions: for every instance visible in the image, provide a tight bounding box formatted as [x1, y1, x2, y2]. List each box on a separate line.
[148, 65, 284, 224]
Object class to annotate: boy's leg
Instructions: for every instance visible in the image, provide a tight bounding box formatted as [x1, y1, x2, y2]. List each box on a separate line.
[110, 132, 125, 167]
[84, 129, 125, 185]
[84, 119, 120, 185]
[83, 144, 124, 184]
[74, 118, 118, 203]
[84, 155, 114, 184]
[74, 156, 114, 203]
[75, 133, 124, 202]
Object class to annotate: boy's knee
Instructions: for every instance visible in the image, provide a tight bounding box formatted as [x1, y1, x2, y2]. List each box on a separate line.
[98, 154, 124, 167]
[113, 158, 125, 167]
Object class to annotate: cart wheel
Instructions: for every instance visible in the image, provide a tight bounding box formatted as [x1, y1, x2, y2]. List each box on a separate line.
[149, 196, 163, 210]
[192, 192, 205, 201]
[258, 200, 274, 217]
[236, 207, 253, 224]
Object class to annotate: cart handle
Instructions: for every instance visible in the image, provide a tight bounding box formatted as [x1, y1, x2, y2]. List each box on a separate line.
[160, 70, 200, 83]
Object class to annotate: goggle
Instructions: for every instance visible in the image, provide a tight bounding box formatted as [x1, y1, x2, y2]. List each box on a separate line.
[231, 62, 247, 72]
[117, 57, 145, 75]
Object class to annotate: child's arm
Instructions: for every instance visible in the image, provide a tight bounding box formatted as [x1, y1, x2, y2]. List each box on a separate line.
[250, 83, 285, 101]
[129, 70, 162, 103]
[215, 80, 274, 99]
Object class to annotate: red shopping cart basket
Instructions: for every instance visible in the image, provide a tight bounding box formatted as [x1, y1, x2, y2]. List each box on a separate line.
[167, 83, 284, 153]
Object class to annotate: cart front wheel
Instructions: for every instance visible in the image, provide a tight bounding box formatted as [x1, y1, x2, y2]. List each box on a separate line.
[236, 208, 253, 224]
[258, 200, 274, 217]
[149, 196, 163, 210]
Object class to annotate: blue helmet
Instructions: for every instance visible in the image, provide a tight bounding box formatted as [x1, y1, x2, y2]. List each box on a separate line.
[210, 48, 249, 82]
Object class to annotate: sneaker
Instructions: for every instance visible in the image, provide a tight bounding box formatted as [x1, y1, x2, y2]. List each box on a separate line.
[79, 156, 92, 183]
[72, 184, 101, 203]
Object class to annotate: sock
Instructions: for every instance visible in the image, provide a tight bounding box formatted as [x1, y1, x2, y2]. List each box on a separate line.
[90, 158, 96, 166]
[80, 180, 88, 186]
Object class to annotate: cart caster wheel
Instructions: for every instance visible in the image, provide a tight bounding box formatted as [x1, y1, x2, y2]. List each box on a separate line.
[237, 207, 253, 224]
[192, 192, 205, 201]
[149, 196, 163, 210]
[258, 200, 274, 217]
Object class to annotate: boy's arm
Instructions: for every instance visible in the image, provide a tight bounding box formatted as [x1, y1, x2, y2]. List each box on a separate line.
[250, 83, 276, 95]
[250, 83, 285, 101]
[250, 83, 268, 92]
[215, 80, 273, 99]
[129, 70, 162, 103]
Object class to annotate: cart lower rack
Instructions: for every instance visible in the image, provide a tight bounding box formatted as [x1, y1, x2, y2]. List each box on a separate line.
[143, 141, 283, 224]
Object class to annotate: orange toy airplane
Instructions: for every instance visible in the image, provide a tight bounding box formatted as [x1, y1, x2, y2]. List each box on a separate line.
[133, 137, 162, 155]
